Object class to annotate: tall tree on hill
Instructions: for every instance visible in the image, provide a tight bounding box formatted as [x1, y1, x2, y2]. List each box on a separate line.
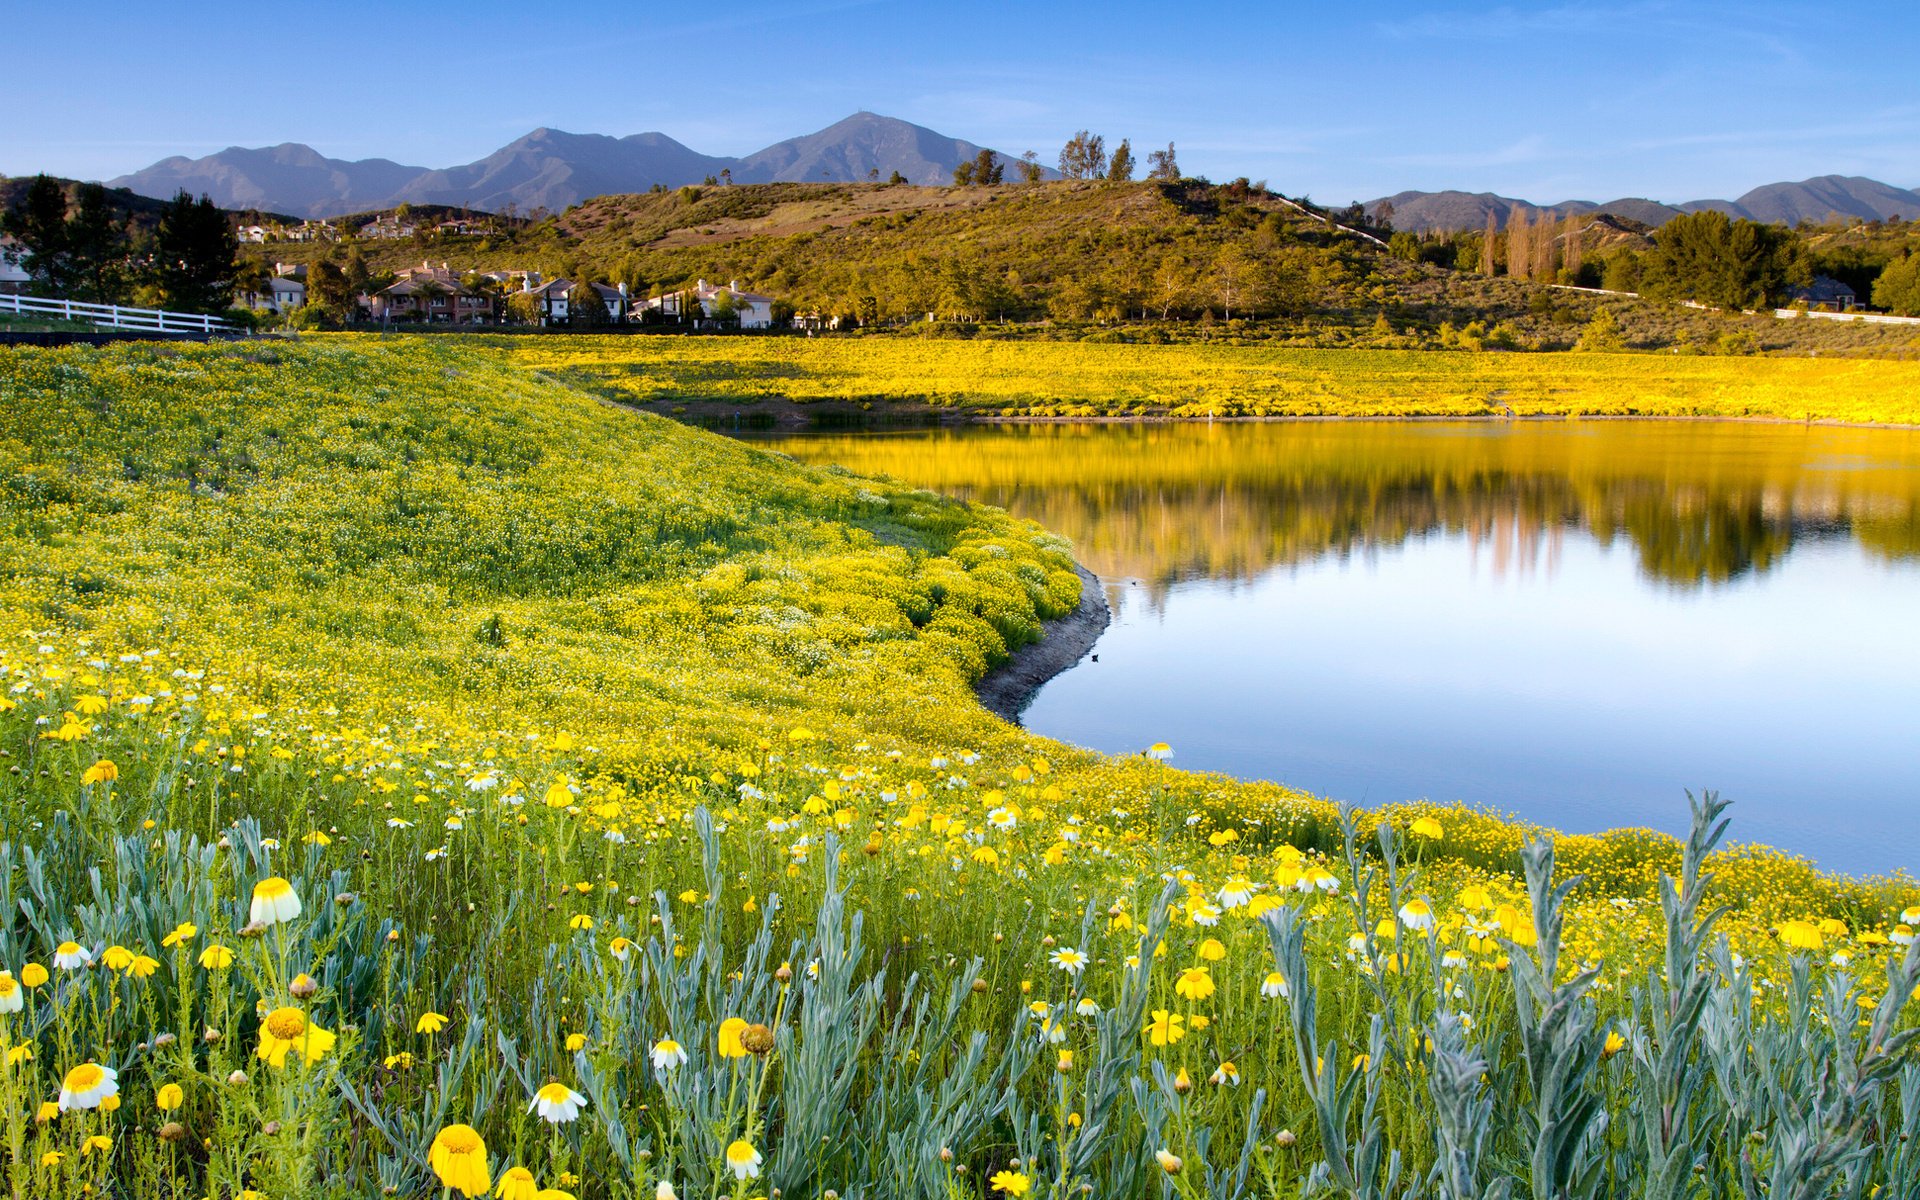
[972, 148, 1002, 185]
[1107, 139, 1135, 182]
[1017, 151, 1044, 184]
[952, 160, 976, 187]
[1873, 252, 1920, 315]
[1480, 210, 1499, 275]
[148, 192, 238, 313]
[1532, 213, 1556, 282]
[64, 183, 130, 304]
[2, 175, 75, 296]
[1058, 131, 1107, 180]
[1563, 213, 1585, 281]
[1146, 143, 1180, 182]
[1644, 210, 1801, 310]
[1506, 207, 1532, 282]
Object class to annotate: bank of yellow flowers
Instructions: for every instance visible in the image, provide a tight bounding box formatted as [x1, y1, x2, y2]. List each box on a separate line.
[0, 339, 1915, 1198]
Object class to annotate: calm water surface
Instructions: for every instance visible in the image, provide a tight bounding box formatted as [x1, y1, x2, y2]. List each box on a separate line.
[762, 421, 1920, 875]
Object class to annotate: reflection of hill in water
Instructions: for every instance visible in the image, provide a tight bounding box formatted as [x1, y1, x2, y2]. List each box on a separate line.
[769, 421, 1920, 603]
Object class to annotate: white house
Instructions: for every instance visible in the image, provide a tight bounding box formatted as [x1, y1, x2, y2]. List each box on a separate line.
[239, 225, 271, 244]
[0, 238, 28, 295]
[264, 275, 306, 313]
[634, 278, 776, 328]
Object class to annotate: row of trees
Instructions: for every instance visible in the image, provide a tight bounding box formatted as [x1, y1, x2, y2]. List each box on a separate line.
[3, 176, 239, 313]
[946, 135, 1183, 187]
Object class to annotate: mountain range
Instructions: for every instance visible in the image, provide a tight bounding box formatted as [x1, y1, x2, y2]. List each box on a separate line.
[108, 113, 1042, 218]
[1368, 176, 1920, 234]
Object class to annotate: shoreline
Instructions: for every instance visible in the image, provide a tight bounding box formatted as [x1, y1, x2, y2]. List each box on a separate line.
[638, 396, 1920, 434]
[975, 562, 1110, 724]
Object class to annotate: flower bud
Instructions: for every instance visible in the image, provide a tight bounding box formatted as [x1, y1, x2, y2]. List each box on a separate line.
[1276, 1129, 1297, 1148]
[289, 973, 318, 999]
[158, 1122, 187, 1143]
[775, 964, 793, 983]
[742, 1023, 775, 1056]
[203, 1027, 222, 1044]
[262, 1120, 282, 1135]
[227, 1070, 247, 1086]
[971, 979, 988, 994]
[153, 1032, 177, 1048]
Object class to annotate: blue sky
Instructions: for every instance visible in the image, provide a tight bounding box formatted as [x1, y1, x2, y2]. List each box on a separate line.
[5, 1, 1916, 204]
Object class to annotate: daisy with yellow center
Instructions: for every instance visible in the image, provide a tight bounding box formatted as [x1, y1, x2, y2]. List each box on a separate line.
[724, 1140, 762, 1180]
[649, 1039, 687, 1071]
[495, 1165, 539, 1200]
[529, 1082, 587, 1124]
[58, 1062, 118, 1111]
[429, 1124, 492, 1197]
[257, 1006, 337, 1067]
[1174, 967, 1214, 1002]
[250, 877, 302, 926]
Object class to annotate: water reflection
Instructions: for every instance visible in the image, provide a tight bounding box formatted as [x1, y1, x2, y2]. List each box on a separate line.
[765, 422, 1920, 600]
[762, 420, 1920, 873]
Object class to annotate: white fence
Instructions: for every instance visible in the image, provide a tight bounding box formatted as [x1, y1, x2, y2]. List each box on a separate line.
[0, 293, 238, 334]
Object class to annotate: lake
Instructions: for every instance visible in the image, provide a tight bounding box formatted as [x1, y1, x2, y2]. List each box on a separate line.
[757, 419, 1920, 876]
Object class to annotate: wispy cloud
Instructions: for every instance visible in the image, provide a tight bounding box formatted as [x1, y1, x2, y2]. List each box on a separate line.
[1380, 136, 1551, 170]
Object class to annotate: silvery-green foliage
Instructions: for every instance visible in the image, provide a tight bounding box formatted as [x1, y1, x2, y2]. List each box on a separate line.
[1033, 884, 1178, 1199]
[1505, 831, 1607, 1200]
[1425, 1007, 1509, 1200]
[1625, 792, 1733, 1200]
[1263, 902, 1402, 1199]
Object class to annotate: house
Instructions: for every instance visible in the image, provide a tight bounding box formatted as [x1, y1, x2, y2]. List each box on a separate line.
[435, 219, 484, 237]
[1788, 275, 1858, 311]
[285, 221, 338, 244]
[238, 225, 270, 244]
[634, 278, 776, 329]
[521, 279, 629, 325]
[366, 262, 495, 324]
[253, 275, 306, 314]
[0, 238, 29, 295]
[358, 216, 417, 240]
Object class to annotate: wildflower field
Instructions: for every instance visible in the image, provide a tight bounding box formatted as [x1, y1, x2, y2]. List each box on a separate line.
[490, 335, 1920, 424]
[0, 338, 1917, 1199]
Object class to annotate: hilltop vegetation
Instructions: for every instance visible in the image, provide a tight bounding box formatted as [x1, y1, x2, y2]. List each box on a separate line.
[251, 180, 1920, 356]
[1, 339, 1918, 1197]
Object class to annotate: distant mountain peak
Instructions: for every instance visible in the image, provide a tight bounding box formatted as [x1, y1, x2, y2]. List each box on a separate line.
[1372, 175, 1920, 233]
[106, 113, 1040, 218]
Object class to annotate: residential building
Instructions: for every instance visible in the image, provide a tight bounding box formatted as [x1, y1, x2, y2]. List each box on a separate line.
[0, 238, 28, 295]
[1787, 275, 1859, 311]
[366, 262, 494, 324]
[359, 216, 417, 240]
[634, 278, 776, 329]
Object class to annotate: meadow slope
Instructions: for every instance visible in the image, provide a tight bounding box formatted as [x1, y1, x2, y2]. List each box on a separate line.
[0, 339, 1915, 1199]
[490, 335, 1920, 424]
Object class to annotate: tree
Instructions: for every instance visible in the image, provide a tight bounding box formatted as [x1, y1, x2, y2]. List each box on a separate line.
[1146, 143, 1180, 182]
[1506, 207, 1532, 282]
[952, 161, 976, 187]
[570, 278, 610, 327]
[306, 259, 355, 325]
[63, 183, 129, 303]
[1017, 151, 1044, 184]
[148, 191, 238, 313]
[1106, 139, 1134, 182]
[971, 148, 1002, 185]
[1574, 305, 1626, 351]
[1643, 210, 1800, 310]
[887, 170, 906, 186]
[1480, 211, 1499, 275]
[343, 249, 370, 313]
[1871, 252, 1920, 316]
[2, 175, 74, 295]
[1058, 131, 1107, 180]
